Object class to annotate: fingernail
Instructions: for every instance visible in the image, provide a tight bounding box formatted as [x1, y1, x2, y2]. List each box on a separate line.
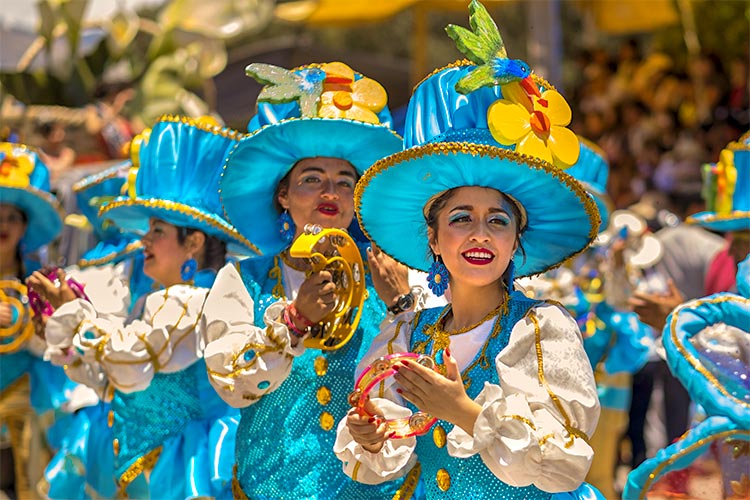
[396, 388, 402, 394]
[402, 360, 410, 366]
[393, 365, 400, 371]
[445, 348, 451, 358]
[368, 417, 376, 423]
[387, 431, 397, 439]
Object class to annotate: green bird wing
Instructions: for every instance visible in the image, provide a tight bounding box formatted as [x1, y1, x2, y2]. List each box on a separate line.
[245, 63, 304, 104]
[445, 0, 506, 64]
[455, 65, 496, 94]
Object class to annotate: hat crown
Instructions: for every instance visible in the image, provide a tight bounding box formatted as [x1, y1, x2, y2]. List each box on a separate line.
[247, 62, 395, 132]
[567, 139, 609, 191]
[73, 163, 130, 240]
[0, 143, 50, 191]
[134, 116, 242, 217]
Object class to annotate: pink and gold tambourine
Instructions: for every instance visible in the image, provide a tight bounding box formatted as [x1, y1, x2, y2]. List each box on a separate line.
[349, 352, 438, 439]
[27, 268, 90, 317]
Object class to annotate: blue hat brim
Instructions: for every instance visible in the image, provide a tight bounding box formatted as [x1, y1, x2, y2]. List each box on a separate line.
[0, 186, 62, 252]
[220, 118, 402, 256]
[99, 197, 261, 256]
[663, 293, 750, 426]
[356, 143, 600, 277]
[686, 211, 750, 232]
[581, 182, 611, 231]
[78, 238, 143, 268]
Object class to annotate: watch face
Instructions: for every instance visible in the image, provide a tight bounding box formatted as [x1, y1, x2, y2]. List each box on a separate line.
[398, 293, 414, 310]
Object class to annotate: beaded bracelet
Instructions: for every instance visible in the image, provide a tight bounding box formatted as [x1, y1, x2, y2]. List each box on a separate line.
[282, 306, 308, 339]
[288, 302, 315, 328]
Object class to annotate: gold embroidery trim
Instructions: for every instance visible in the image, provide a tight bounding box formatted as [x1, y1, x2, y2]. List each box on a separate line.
[686, 211, 750, 225]
[379, 320, 405, 398]
[117, 446, 163, 494]
[501, 414, 536, 430]
[393, 461, 422, 500]
[669, 295, 750, 410]
[352, 460, 362, 481]
[269, 255, 286, 299]
[353, 142, 599, 278]
[529, 311, 590, 447]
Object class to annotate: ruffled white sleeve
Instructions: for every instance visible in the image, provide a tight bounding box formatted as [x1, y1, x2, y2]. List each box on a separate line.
[447, 303, 600, 493]
[334, 313, 419, 484]
[45, 285, 209, 394]
[201, 263, 305, 408]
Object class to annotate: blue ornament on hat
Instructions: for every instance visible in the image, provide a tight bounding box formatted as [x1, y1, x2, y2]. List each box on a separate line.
[567, 137, 612, 231]
[356, 14, 598, 278]
[72, 162, 144, 267]
[220, 61, 403, 256]
[687, 140, 750, 232]
[99, 116, 259, 256]
[0, 142, 62, 252]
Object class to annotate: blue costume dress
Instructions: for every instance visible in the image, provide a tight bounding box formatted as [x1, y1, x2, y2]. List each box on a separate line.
[44, 270, 238, 499]
[203, 249, 421, 500]
[335, 293, 602, 499]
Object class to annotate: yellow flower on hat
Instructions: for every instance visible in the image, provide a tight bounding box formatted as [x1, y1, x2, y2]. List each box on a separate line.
[0, 144, 34, 188]
[487, 80, 579, 169]
[317, 62, 387, 124]
[714, 148, 737, 214]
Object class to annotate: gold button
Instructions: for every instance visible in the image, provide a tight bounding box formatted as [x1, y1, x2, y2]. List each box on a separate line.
[432, 424, 446, 448]
[317, 386, 332, 406]
[436, 468, 451, 491]
[113, 438, 119, 456]
[107, 410, 114, 428]
[314, 356, 328, 376]
[319, 411, 335, 431]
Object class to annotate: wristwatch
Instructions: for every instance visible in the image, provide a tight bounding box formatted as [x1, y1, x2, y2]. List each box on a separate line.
[387, 291, 415, 315]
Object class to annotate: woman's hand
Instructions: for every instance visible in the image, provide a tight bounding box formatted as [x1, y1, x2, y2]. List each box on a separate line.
[367, 244, 411, 309]
[393, 350, 481, 435]
[0, 303, 13, 328]
[293, 269, 337, 324]
[27, 269, 77, 311]
[346, 397, 391, 453]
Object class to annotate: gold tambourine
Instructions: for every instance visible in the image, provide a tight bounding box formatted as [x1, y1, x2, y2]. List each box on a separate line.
[0, 280, 34, 354]
[288, 224, 366, 351]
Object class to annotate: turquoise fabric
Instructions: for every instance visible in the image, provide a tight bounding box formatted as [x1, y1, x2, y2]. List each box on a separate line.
[567, 140, 611, 231]
[0, 143, 62, 251]
[232, 247, 417, 499]
[99, 117, 255, 255]
[406, 294, 602, 499]
[356, 63, 598, 277]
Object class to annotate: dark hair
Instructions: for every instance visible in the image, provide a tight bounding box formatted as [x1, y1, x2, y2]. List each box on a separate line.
[176, 227, 227, 272]
[424, 187, 527, 287]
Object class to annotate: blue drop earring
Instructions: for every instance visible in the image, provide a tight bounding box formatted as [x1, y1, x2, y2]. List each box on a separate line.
[427, 257, 449, 297]
[180, 257, 198, 282]
[278, 210, 295, 243]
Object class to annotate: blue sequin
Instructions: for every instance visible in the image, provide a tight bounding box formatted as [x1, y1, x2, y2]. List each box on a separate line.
[257, 380, 270, 390]
[244, 350, 256, 362]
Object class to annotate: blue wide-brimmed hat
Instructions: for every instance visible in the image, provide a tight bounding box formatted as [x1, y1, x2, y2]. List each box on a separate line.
[72, 162, 144, 267]
[356, 61, 599, 277]
[0, 142, 62, 252]
[99, 116, 259, 255]
[567, 137, 612, 231]
[220, 61, 403, 256]
[687, 139, 749, 232]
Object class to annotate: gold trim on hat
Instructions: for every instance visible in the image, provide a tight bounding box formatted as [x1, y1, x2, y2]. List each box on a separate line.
[99, 198, 261, 256]
[353, 141, 600, 277]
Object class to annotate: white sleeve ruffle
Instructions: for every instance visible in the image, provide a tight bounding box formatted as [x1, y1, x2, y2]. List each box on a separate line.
[333, 398, 418, 485]
[446, 303, 600, 492]
[44, 285, 208, 393]
[201, 263, 305, 408]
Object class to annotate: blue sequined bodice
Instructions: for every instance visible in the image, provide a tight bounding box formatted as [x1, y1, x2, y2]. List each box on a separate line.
[112, 358, 225, 476]
[409, 292, 552, 499]
[234, 254, 409, 499]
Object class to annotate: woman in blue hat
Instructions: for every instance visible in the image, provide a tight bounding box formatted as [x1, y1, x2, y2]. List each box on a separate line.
[337, 2, 602, 498]
[33, 116, 256, 499]
[201, 61, 421, 499]
[0, 142, 70, 498]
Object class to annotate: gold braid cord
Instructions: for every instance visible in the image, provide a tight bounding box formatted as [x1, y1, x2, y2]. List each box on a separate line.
[0, 280, 34, 354]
